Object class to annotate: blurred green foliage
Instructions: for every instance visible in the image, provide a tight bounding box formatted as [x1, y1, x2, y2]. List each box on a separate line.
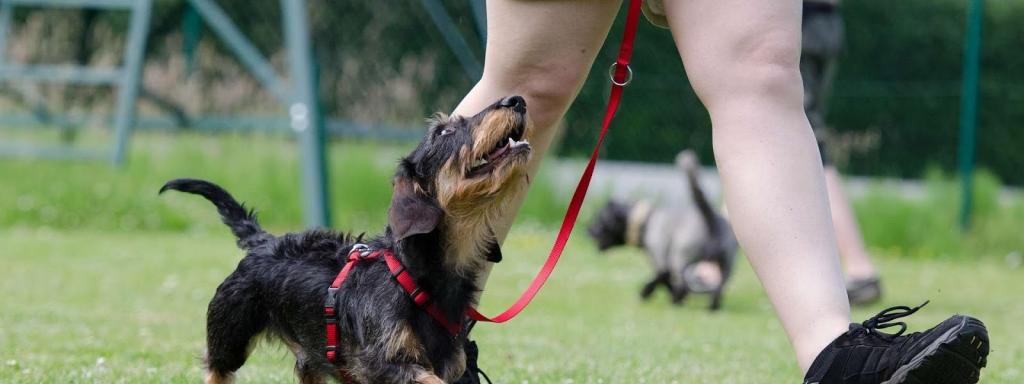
[560, 0, 1024, 185]
[855, 167, 1023, 261]
[3, 1, 1020, 184]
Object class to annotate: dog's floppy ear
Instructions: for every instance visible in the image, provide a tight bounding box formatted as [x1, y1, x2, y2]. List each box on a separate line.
[388, 175, 443, 241]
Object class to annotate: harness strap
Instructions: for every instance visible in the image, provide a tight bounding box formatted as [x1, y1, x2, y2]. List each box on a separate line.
[325, 245, 464, 365]
[325, 245, 383, 363]
[468, 0, 644, 324]
[383, 253, 463, 336]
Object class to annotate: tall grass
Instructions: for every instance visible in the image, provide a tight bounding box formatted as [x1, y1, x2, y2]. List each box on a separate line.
[855, 168, 1023, 260]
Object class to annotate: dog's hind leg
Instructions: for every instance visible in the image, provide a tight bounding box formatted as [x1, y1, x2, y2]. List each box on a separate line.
[669, 275, 690, 306]
[639, 277, 659, 300]
[294, 360, 327, 384]
[710, 256, 731, 311]
[709, 288, 723, 311]
[285, 339, 327, 384]
[203, 276, 266, 383]
[640, 271, 670, 300]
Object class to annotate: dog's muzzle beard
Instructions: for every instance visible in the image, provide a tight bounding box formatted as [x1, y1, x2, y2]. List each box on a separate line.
[466, 106, 531, 179]
[433, 99, 533, 275]
[437, 102, 533, 215]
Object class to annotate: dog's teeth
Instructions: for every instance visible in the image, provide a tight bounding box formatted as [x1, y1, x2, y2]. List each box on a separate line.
[472, 159, 488, 168]
[510, 139, 529, 148]
[508, 137, 514, 146]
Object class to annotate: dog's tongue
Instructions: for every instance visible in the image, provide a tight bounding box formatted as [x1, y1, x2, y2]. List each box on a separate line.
[487, 139, 512, 160]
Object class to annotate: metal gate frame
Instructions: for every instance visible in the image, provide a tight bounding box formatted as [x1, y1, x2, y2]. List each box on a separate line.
[0, 0, 492, 228]
[0, 0, 152, 163]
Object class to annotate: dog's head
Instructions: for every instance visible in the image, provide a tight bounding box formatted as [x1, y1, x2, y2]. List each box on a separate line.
[587, 199, 634, 251]
[387, 96, 532, 269]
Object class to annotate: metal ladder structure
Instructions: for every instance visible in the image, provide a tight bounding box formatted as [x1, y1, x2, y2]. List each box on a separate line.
[180, 0, 329, 227]
[0, 0, 331, 228]
[0, 0, 488, 228]
[0, 0, 152, 164]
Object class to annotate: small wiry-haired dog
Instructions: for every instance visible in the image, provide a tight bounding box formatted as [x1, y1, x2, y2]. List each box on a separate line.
[587, 150, 737, 311]
[160, 96, 531, 384]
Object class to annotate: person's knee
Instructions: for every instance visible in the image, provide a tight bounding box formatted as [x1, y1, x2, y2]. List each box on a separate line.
[690, 31, 804, 111]
[480, 60, 586, 127]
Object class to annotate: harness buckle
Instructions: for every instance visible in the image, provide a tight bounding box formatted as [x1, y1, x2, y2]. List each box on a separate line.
[325, 287, 339, 310]
[409, 287, 431, 306]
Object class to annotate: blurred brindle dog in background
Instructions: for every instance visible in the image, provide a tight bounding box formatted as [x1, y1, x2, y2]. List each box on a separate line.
[587, 150, 738, 311]
[160, 96, 532, 384]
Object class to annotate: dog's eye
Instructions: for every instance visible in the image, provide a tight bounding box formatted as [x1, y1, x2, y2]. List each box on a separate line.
[439, 127, 455, 137]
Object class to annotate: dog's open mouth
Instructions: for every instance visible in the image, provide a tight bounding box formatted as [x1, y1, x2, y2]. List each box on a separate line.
[468, 123, 530, 177]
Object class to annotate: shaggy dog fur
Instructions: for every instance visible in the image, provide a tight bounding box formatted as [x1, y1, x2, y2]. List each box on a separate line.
[587, 150, 738, 311]
[161, 96, 532, 384]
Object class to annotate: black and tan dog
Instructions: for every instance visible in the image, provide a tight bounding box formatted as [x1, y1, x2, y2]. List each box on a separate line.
[587, 150, 737, 311]
[160, 96, 531, 384]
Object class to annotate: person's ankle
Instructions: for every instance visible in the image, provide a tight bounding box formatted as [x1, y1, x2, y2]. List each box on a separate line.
[794, 319, 849, 374]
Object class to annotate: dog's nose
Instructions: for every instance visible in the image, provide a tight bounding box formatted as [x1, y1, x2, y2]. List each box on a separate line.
[499, 96, 525, 110]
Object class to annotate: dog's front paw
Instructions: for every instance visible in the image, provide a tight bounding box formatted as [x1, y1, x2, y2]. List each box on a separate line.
[414, 372, 446, 384]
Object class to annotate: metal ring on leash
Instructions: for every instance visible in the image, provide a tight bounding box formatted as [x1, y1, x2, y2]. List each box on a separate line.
[608, 62, 634, 86]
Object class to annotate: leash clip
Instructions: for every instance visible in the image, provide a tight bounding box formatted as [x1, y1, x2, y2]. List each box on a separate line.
[608, 62, 634, 87]
[348, 243, 372, 260]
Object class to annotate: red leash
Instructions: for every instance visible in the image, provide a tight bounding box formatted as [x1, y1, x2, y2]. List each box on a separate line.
[468, 0, 643, 324]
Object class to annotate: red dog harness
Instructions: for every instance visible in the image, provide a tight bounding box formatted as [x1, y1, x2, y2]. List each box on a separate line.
[324, 244, 464, 363]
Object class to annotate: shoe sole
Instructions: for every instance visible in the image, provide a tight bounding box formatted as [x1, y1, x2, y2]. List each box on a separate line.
[883, 315, 989, 384]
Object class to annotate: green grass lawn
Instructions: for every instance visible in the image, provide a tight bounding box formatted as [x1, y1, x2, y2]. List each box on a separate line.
[2, 227, 1021, 383]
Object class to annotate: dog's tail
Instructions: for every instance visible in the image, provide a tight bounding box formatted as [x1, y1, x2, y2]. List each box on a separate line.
[676, 150, 722, 237]
[159, 178, 270, 250]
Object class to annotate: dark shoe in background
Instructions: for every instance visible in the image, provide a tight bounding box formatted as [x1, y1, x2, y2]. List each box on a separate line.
[846, 276, 882, 306]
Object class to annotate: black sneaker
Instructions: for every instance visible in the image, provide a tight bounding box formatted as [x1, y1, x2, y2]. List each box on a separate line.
[804, 302, 989, 384]
[847, 277, 883, 306]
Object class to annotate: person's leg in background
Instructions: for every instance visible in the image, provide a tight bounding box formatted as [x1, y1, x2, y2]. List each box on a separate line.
[662, 0, 849, 371]
[800, 1, 882, 305]
[824, 166, 882, 303]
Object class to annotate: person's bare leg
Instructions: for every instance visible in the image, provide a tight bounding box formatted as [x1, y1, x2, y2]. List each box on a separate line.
[824, 166, 878, 281]
[451, 0, 623, 288]
[664, 0, 849, 372]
